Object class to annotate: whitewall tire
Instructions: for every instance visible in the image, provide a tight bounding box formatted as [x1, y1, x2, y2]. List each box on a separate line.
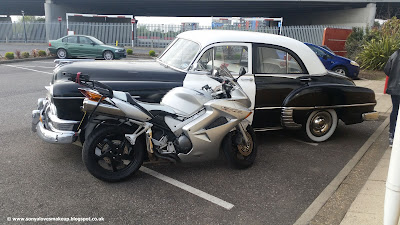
[304, 109, 338, 142]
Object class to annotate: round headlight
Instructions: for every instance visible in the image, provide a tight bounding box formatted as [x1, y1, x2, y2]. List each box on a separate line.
[350, 61, 359, 67]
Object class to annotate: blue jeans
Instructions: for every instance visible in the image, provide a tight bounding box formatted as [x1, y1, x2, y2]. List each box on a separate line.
[390, 95, 400, 137]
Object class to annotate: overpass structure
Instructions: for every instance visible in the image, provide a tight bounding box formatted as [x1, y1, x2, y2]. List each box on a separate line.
[1, 0, 400, 41]
[1, 1, 399, 27]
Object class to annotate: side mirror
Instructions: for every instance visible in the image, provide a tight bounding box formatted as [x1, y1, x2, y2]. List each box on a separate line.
[91, 42, 96, 46]
[239, 67, 246, 76]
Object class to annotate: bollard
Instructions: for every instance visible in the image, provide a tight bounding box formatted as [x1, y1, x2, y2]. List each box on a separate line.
[116, 40, 118, 46]
[384, 109, 400, 224]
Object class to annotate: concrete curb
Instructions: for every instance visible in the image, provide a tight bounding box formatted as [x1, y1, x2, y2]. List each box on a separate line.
[0, 57, 56, 64]
[294, 117, 390, 225]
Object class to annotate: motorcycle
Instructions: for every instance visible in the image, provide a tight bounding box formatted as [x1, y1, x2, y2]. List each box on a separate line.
[71, 65, 257, 182]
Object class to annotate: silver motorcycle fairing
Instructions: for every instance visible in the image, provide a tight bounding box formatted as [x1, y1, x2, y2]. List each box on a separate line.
[164, 109, 206, 136]
[178, 98, 252, 162]
[112, 98, 152, 121]
[161, 87, 213, 116]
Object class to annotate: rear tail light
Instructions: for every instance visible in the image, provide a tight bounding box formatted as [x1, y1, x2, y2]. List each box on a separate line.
[79, 89, 105, 102]
[49, 42, 51, 47]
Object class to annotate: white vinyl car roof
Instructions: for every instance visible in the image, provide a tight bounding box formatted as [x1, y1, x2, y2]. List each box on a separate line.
[177, 30, 327, 75]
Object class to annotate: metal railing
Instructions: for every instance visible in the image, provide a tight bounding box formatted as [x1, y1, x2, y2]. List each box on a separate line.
[0, 21, 349, 47]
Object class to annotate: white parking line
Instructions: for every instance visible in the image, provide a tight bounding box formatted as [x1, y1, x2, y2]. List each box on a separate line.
[17, 65, 55, 69]
[140, 166, 235, 210]
[3, 64, 53, 75]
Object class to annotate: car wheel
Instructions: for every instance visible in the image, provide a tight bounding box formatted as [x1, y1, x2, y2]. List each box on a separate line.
[223, 125, 257, 169]
[103, 50, 114, 60]
[333, 66, 348, 77]
[57, 48, 67, 59]
[303, 109, 338, 142]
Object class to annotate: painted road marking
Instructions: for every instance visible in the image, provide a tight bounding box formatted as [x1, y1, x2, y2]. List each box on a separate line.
[16, 65, 54, 69]
[3, 64, 53, 75]
[140, 166, 235, 210]
[294, 116, 390, 225]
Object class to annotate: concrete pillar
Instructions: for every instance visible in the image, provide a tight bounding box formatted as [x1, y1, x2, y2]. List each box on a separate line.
[366, 3, 377, 28]
[44, 0, 70, 41]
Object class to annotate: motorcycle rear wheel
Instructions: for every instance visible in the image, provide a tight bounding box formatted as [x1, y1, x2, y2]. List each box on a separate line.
[82, 125, 145, 182]
[223, 126, 257, 169]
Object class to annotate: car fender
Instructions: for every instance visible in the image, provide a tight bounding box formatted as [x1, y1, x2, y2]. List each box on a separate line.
[282, 84, 376, 125]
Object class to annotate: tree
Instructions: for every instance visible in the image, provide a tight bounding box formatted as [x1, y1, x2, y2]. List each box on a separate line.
[18, 16, 45, 23]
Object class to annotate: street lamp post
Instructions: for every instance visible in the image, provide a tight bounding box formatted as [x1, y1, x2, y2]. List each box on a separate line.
[21, 10, 27, 43]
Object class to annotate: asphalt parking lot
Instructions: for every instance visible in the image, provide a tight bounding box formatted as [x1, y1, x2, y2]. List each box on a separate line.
[0, 59, 386, 224]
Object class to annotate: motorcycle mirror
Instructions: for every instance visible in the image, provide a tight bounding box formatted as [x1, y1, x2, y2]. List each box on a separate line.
[239, 67, 246, 76]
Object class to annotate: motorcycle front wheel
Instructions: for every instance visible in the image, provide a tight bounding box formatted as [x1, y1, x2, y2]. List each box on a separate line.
[82, 125, 145, 182]
[223, 125, 257, 169]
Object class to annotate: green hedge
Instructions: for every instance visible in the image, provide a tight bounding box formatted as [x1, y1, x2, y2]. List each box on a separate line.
[149, 50, 156, 57]
[126, 49, 133, 55]
[38, 50, 46, 57]
[22, 52, 30, 58]
[5, 52, 14, 60]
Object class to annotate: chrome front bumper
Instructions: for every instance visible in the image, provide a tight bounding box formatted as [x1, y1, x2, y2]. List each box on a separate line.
[32, 98, 80, 144]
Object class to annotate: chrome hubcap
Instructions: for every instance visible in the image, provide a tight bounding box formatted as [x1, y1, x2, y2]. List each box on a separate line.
[310, 111, 332, 137]
[104, 52, 113, 60]
[237, 131, 253, 157]
[335, 68, 345, 75]
[58, 50, 66, 58]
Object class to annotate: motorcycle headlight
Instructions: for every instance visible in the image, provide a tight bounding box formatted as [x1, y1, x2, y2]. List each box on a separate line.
[350, 60, 359, 67]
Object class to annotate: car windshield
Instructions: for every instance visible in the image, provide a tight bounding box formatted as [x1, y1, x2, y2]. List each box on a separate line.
[90, 37, 105, 45]
[159, 38, 200, 70]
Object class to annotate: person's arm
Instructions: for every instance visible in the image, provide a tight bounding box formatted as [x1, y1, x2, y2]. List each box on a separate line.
[385, 51, 398, 77]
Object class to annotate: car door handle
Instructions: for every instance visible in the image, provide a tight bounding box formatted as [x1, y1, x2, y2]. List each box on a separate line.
[240, 77, 254, 81]
[299, 77, 312, 82]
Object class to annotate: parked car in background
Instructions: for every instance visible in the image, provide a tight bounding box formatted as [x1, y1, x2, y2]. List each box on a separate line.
[305, 42, 360, 79]
[48, 35, 126, 60]
[33, 30, 378, 146]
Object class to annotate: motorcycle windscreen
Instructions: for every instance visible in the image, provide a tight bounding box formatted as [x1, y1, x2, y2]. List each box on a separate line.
[183, 72, 255, 123]
[183, 42, 255, 123]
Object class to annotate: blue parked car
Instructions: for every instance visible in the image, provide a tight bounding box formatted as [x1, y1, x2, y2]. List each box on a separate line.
[305, 43, 360, 79]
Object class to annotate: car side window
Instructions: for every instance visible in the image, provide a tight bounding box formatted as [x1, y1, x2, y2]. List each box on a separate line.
[255, 46, 303, 74]
[62, 37, 68, 42]
[196, 45, 248, 74]
[79, 37, 92, 44]
[67, 36, 78, 44]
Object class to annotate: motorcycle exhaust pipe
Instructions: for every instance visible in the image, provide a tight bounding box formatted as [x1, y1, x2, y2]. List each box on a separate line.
[82, 99, 126, 117]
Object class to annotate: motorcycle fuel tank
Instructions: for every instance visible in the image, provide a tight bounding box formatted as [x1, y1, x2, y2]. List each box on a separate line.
[161, 87, 213, 116]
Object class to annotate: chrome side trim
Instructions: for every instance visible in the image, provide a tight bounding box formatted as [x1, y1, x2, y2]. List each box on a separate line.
[255, 106, 282, 110]
[281, 108, 302, 129]
[255, 102, 376, 111]
[254, 73, 308, 79]
[254, 127, 283, 132]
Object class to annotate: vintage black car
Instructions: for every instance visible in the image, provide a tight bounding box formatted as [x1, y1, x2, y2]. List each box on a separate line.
[32, 30, 378, 144]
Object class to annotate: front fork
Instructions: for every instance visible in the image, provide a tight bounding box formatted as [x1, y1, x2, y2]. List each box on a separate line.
[236, 123, 250, 146]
